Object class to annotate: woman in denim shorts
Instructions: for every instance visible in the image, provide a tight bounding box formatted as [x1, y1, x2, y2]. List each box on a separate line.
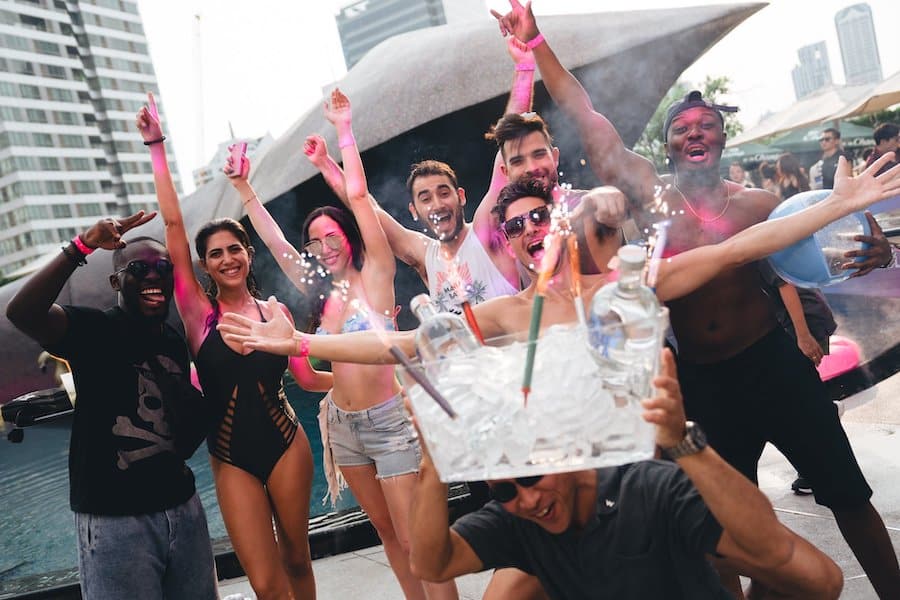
[244, 90, 457, 600]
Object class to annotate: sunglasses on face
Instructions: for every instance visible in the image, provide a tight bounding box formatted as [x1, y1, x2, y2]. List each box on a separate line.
[304, 234, 344, 256]
[502, 205, 551, 239]
[488, 475, 545, 503]
[819, 137, 833, 143]
[114, 258, 173, 279]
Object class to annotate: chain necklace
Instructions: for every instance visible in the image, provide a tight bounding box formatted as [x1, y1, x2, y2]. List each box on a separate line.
[673, 179, 732, 223]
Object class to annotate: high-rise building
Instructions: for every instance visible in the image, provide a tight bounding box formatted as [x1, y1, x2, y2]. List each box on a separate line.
[791, 41, 833, 100]
[0, 0, 179, 277]
[835, 3, 882, 86]
[336, 0, 486, 69]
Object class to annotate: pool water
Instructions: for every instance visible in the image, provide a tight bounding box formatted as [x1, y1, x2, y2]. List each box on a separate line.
[0, 384, 358, 590]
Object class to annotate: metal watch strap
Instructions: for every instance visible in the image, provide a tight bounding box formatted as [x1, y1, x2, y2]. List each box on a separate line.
[662, 421, 706, 460]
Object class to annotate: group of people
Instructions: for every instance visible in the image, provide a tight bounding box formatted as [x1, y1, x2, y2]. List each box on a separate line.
[7, 1, 900, 599]
[730, 121, 900, 198]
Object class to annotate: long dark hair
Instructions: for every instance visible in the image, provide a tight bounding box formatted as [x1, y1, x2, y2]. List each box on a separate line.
[195, 217, 261, 301]
[776, 152, 810, 194]
[300, 206, 366, 331]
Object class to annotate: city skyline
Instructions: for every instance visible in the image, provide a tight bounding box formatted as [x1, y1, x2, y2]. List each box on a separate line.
[135, 1, 900, 196]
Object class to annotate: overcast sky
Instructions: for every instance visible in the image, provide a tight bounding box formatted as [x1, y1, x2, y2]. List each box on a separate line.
[136, 0, 900, 193]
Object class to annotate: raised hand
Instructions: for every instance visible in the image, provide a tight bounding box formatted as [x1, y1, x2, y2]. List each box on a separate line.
[831, 152, 900, 213]
[490, 0, 538, 42]
[217, 296, 298, 356]
[506, 34, 534, 65]
[844, 212, 893, 276]
[572, 185, 629, 228]
[81, 211, 157, 250]
[303, 134, 329, 166]
[642, 349, 687, 449]
[323, 88, 352, 128]
[135, 92, 164, 142]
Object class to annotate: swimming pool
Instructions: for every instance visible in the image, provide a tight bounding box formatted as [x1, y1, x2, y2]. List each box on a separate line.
[0, 384, 358, 594]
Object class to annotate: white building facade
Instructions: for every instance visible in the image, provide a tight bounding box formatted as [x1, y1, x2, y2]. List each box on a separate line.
[0, 0, 178, 277]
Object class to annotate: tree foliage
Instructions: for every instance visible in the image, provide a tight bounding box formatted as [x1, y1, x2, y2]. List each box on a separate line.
[848, 106, 900, 129]
[633, 75, 744, 170]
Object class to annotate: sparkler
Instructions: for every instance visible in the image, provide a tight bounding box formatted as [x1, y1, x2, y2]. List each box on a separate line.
[389, 346, 457, 419]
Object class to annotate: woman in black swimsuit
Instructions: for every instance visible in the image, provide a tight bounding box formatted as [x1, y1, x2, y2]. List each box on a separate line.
[137, 95, 332, 599]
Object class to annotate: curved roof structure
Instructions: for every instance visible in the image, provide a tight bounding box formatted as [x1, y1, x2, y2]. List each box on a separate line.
[0, 4, 764, 399]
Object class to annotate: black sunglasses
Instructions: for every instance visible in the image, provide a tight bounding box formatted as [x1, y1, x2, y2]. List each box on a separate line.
[304, 234, 344, 256]
[819, 137, 833, 142]
[488, 475, 544, 503]
[502, 205, 551, 239]
[114, 258, 173, 279]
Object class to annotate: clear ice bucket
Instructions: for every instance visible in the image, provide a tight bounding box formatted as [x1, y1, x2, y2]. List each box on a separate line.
[399, 308, 669, 483]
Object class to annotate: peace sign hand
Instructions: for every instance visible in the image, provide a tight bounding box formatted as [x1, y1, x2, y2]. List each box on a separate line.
[80, 211, 157, 250]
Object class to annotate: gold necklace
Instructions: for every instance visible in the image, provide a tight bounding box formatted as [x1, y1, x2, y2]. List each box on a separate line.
[673, 179, 732, 223]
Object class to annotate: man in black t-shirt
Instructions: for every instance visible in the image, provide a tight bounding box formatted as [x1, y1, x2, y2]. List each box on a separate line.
[818, 127, 851, 189]
[407, 351, 843, 599]
[7, 214, 217, 600]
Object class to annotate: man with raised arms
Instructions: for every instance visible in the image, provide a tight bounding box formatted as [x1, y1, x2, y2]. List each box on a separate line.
[491, 1, 900, 596]
[304, 37, 537, 313]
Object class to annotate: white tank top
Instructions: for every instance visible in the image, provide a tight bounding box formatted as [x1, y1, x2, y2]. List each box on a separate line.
[425, 229, 518, 313]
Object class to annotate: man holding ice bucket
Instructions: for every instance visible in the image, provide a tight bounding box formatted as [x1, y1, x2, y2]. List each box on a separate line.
[217, 163, 899, 598]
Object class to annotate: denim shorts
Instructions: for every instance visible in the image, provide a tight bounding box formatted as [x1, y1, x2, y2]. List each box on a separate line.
[327, 393, 421, 479]
[75, 493, 217, 600]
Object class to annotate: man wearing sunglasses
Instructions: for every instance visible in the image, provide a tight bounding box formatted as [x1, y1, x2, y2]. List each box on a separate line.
[6, 214, 217, 600]
[408, 348, 841, 599]
[817, 128, 850, 190]
[492, 2, 900, 596]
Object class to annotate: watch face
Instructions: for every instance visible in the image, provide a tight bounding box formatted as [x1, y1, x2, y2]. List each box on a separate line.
[686, 421, 707, 449]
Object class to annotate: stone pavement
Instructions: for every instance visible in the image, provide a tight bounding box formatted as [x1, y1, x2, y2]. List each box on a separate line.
[220, 371, 900, 599]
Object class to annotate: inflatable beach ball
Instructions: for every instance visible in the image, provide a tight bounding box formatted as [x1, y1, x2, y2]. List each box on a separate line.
[767, 189, 870, 288]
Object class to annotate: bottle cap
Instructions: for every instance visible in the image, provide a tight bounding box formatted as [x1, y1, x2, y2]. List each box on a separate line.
[409, 293, 433, 316]
[617, 244, 647, 267]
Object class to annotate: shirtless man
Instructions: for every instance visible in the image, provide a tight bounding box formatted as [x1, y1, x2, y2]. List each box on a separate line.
[491, 1, 900, 596]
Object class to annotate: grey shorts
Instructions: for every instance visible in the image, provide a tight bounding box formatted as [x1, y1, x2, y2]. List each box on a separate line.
[327, 393, 421, 479]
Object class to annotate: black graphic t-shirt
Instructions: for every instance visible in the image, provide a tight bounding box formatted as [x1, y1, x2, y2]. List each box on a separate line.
[45, 306, 196, 515]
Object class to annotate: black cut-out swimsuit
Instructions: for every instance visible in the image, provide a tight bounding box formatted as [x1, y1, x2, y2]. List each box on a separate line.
[195, 303, 298, 483]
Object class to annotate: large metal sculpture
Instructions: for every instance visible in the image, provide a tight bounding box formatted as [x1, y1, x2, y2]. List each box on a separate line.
[0, 4, 764, 399]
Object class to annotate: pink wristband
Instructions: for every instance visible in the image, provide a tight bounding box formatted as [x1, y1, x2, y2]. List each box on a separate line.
[72, 235, 95, 256]
[515, 62, 536, 72]
[525, 33, 545, 50]
[297, 334, 311, 358]
[338, 132, 356, 149]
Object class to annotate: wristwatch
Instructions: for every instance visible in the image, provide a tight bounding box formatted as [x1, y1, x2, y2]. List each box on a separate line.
[662, 421, 708, 460]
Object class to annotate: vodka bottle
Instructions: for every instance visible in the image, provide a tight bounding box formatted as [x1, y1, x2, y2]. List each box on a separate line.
[588, 245, 662, 394]
[410, 294, 480, 365]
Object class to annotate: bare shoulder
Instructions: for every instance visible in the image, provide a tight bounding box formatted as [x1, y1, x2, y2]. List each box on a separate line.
[731, 182, 780, 217]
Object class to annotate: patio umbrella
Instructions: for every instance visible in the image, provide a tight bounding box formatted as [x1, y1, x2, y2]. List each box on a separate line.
[827, 69, 900, 120]
[727, 83, 872, 147]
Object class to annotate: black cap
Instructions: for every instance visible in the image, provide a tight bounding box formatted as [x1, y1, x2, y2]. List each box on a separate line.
[663, 90, 738, 139]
